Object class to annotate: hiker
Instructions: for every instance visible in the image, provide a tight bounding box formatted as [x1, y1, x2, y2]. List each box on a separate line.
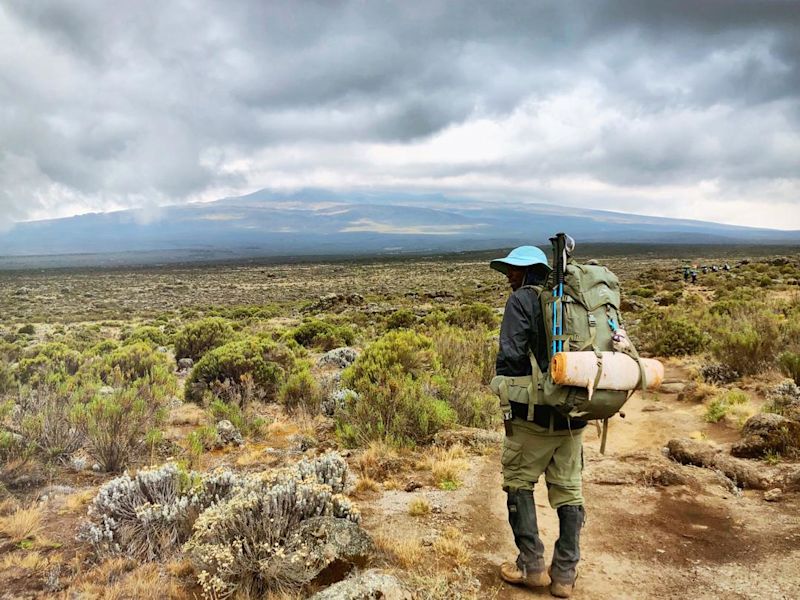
[683, 266, 690, 282]
[489, 246, 586, 598]
[691, 270, 698, 284]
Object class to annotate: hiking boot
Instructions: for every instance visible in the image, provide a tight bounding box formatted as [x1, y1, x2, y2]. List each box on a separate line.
[549, 578, 575, 598]
[548, 565, 578, 598]
[500, 561, 550, 588]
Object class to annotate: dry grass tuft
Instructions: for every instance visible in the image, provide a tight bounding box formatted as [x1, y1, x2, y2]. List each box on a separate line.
[419, 444, 469, 489]
[373, 530, 425, 568]
[72, 560, 186, 600]
[408, 496, 431, 516]
[0, 550, 57, 573]
[354, 441, 400, 480]
[354, 475, 381, 495]
[168, 403, 207, 426]
[0, 504, 44, 543]
[382, 477, 402, 490]
[62, 489, 97, 513]
[432, 526, 471, 566]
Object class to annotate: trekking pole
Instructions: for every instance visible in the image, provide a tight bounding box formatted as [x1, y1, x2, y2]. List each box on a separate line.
[549, 233, 575, 354]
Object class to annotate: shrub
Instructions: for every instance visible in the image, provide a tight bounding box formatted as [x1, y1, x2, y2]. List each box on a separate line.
[85, 339, 120, 356]
[184, 453, 358, 598]
[89, 342, 173, 384]
[628, 287, 655, 298]
[711, 310, 781, 376]
[446, 303, 498, 328]
[705, 390, 750, 424]
[338, 330, 454, 447]
[778, 352, 800, 385]
[173, 318, 235, 361]
[15, 385, 83, 461]
[288, 319, 355, 351]
[17, 342, 83, 385]
[385, 308, 417, 330]
[431, 325, 497, 386]
[208, 396, 267, 439]
[700, 363, 739, 385]
[17, 324, 35, 335]
[277, 366, 322, 413]
[0, 362, 15, 395]
[123, 325, 169, 347]
[185, 337, 295, 404]
[640, 314, 707, 357]
[80, 463, 242, 560]
[72, 367, 174, 472]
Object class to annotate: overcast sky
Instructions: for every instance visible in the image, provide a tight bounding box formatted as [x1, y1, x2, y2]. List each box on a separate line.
[1, 0, 799, 230]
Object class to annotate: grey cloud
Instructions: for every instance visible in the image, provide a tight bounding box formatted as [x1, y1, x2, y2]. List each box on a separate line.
[0, 0, 799, 226]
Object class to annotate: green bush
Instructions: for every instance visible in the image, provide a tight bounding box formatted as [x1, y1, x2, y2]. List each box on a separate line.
[385, 308, 418, 330]
[337, 330, 453, 447]
[711, 310, 781, 376]
[173, 318, 236, 361]
[640, 314, 708, 357]
[17, 342, 83, 385]
[629, 287, 655, 298]
[288, 319, 355, 351]
[278, 366, 322, 413]
[71, 367, 172, 472]
[446, 303, 498, 328]
[778, 352, 800, 385]
[704, 390, 749, 424]
[122, 325, 169, 347]
[208, 397, 267, 439]
[185, 337, 295, 403]
[90, 342, 173, 383]
[17, 324, 35, 335]
[86, 339, 120, 356]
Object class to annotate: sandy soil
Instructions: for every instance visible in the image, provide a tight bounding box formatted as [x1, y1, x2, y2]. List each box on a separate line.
[361, 363, 800, 600]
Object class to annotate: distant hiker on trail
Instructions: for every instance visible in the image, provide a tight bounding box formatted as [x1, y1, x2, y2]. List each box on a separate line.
[683, 266, 690, 282]
[691, 270, 698, 284]
[489, 246, 585, 598]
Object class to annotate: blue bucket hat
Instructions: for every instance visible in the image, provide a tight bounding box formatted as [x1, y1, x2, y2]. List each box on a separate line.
[490, 246, 551, 275]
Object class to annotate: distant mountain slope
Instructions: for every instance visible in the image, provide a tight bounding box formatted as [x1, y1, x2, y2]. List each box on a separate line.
[1, 189, 798, 264]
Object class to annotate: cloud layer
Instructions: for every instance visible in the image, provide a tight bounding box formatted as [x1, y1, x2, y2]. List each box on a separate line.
[1, 0, 799, 229]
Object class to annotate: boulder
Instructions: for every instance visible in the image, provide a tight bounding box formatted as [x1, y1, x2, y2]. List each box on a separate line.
[730, 413, 800, 458]
[319, 347, 359, 369]
[666, 438, 771, 489]
[658, 382, 686, 394]
[764, 488, 783, 502]
[216, 420, 244, 447]
[309, 569, 413, 600]
[284, 517, 373, 587]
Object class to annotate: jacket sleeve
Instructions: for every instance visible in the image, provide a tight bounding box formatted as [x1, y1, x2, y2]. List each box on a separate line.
[496, 293, 533, 376]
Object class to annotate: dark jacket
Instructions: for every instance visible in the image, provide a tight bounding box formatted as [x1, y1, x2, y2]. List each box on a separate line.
[496, 285, 586, 431]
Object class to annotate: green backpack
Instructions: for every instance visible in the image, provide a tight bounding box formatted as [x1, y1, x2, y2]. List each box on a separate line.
[491, 259, 644, 438]
[529, 260, 643, 422]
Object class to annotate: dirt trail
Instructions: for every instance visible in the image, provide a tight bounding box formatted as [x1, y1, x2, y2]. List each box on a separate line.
[364, 363, 800, 599]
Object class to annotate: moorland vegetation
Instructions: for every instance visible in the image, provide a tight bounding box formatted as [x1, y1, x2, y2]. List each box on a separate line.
[0, 251, 799, 597]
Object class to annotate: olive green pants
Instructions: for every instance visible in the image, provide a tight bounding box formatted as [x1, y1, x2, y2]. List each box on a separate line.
[501, 418, 584, 508]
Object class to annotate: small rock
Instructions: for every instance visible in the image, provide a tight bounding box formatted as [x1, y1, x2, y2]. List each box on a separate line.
[421, 534, 438, 546]
[642, 404, 665, 412]
[69, 456, 88, 472]
[92, 463, 101, 472]
[764, 488, 783, 502]
[216, 420, 244, 446]
[431, 503, 443, 514]
[731, 413, 800, 458]
[98, 386, 115, 396]
[177, 357, 194, 371]
[404, 481, 422, 492]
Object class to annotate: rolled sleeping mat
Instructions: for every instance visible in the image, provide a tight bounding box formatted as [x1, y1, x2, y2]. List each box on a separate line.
[550, 351, 664, 391]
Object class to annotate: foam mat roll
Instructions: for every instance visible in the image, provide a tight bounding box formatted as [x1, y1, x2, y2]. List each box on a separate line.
[550, 351, 664, 391]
